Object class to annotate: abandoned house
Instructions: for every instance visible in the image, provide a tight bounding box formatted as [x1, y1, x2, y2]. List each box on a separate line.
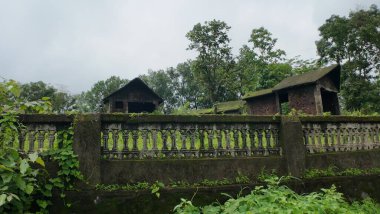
[102, 78, 163, 113]
[243, 64, 341, 115]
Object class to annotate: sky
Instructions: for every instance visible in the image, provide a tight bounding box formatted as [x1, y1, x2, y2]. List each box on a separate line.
[0, 0, 379, 94]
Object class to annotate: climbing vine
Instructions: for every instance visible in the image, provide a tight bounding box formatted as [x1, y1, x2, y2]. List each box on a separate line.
[0, 80, 83, 212]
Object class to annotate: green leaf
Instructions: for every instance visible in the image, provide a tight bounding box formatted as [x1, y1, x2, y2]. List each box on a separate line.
[15, 176, 26, 191]
[19, 159, 29, 175]
[35, 157, 45, 167]
[0, 164, 14, 172]
[37, 199, 48, 209]
[0, 194, 7, 206]
[28, 152, 38, 162]
[25, 184, 34, 194]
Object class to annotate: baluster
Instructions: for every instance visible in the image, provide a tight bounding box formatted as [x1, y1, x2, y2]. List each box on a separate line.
[48, 130, 55, 149]
[111, 129, 118, 157]
[37, 130, 45, 150]
[368, 125, 375, 149]
[346, 128, 352, 151]
[102, 129, 110, 158]
[224, 129, 232, 156]
[335, 127, 344, 151]
[309, 128, 315, 154]
[161, 130, 169, 157]
[199, 129, 205, 155]
[179, 129, 187, 157]
[316, 127, 323, 152]
[18, 129, 26, 152]
[256, 129, 264, 155]
[215, 130, 224, 156]
[141, 129, 148, 158]
[170, 129, 178, 157]
[322, 128, 328, 152]
[122, 129, 129, 154]
[28, 130, 36, 153]
[273, 128, 281, 155]
[241, 128, 248, 156]
[131, 130, 139, 158]
[264, 129, 271, 156]
[249, 129, 256, 156]
[207, 129, 215, 157]
[152, 129, 159, 157]
[303, 127, 309, 151]
[189, 128, 197, 157]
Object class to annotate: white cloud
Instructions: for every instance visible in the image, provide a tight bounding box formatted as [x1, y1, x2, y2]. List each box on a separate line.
[0, 0, 379, 93]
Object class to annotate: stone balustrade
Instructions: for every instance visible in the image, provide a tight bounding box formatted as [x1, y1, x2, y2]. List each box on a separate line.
[300, 117, 380, 153]
[100, 115, 281, 159]
[15, 114, 73, 153]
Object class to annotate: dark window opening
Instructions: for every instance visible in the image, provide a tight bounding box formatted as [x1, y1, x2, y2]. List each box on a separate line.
[278, 93, 290, 115]
[115, 101, 124, 109]
[321, 89, 340, 115]
[128, 102, 156, 113]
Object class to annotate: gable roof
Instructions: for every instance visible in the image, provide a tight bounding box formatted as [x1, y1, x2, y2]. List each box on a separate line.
[242, 88, 274, 100]
[242, 64, 340, 100]
[272, 64, 340, 91]
[102, 78, 163, 103]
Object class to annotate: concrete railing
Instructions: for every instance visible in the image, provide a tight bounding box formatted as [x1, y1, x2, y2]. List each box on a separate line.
[11, 114, 380, 184]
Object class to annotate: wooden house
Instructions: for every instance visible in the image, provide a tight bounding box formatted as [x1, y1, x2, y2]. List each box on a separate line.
[102, 78, 163, 113]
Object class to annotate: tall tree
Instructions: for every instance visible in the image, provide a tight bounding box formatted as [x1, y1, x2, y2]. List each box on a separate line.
[236, 27, 289, 94]
[186, 20, 237, 107]
[76, 76, 129, 112]
[316, 4, 380, 113]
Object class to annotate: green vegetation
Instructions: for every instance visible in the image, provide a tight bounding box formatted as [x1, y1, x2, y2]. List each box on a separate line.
[173, 176, 380, 214]
[0, 80, 83, 212]
[304, 166, 380, 179]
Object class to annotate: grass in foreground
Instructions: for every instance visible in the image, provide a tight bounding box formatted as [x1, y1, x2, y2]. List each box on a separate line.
[173, 176, 380, 214]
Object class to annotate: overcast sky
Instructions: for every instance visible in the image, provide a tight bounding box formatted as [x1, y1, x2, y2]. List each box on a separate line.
[1, 0, 379, 94]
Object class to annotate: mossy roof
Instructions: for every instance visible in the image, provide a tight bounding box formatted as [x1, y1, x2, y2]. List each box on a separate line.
[242, 64, 340, 100]
[272, 64, 340, 91]
[214, 100, 246, 113]
[242, 88, 274, 100]
[191, 108, 215, 114]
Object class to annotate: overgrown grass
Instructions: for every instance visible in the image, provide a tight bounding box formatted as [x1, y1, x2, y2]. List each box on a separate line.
[304, 166, 380, 179]
[173, 176, 380, 214]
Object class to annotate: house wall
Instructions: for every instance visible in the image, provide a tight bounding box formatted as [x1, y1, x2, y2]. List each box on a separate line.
[246, 95, 278, 115]
[318, 76, 338, 92]
[106, 86, 160, 113]
[288, 85, 321, 115]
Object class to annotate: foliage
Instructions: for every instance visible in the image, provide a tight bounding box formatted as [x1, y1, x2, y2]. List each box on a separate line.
[20, 81, 76, 113]
[186, 20, 237, 107]
[316, 4, 380, 113]
[0, 79, 52, 212]
[173, 176, 380, 214]
[304, 166, 380, 179]
[0, 79, 83, 212]
[0, 150, 46, 213]
[76, 76, 129, 112]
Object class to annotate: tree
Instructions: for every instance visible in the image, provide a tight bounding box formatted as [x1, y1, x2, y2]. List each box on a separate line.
[20, 81, 75, 113]
[140, 69, 176, 113]
[186, 20, 237, 107]
[236, 27, 289, 94]
[316, 5, 380, 113]
[76, 76, 129, 112]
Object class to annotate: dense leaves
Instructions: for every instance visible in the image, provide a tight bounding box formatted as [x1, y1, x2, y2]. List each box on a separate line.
[173, 176, 380, 214]
[316, 4, 380, 113]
